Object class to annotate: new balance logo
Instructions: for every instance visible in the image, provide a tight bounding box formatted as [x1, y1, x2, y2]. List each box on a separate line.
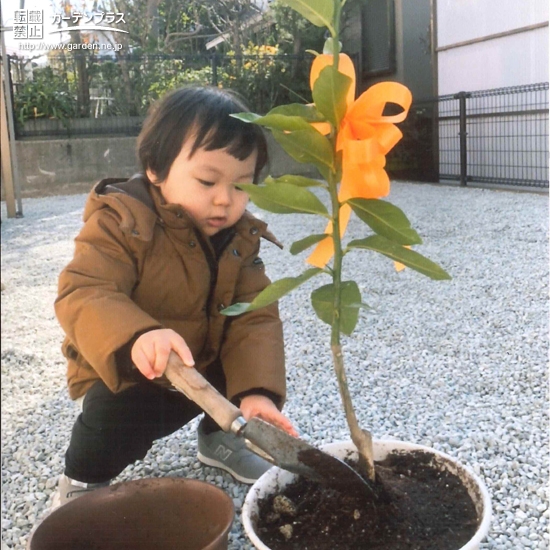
[214, 445, 233, 461]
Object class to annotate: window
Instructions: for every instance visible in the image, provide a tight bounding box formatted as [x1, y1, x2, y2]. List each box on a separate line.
[362, 0, 396, 76]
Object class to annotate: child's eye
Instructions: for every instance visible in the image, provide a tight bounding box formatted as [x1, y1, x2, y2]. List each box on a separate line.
[197, 179, 215, 187]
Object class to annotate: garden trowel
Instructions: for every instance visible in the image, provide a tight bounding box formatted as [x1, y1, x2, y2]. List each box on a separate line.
[165, 352, 373, 495]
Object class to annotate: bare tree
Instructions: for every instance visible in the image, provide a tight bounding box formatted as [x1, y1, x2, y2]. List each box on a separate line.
[52, 0, 90, 116]
[200, 0, 262, 53]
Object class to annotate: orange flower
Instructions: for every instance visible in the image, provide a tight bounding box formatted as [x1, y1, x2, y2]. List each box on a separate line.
[307, 54, 412, 268]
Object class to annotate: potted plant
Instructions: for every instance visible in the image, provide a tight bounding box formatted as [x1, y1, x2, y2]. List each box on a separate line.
[222, 1, 492, 548]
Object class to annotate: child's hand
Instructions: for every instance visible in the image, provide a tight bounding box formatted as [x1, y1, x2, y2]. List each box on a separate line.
[131, 329, 194, 380]
[240, 395, 298, 438]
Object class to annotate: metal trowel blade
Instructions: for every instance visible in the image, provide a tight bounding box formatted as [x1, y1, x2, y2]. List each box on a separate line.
[241, 417, 372, 494]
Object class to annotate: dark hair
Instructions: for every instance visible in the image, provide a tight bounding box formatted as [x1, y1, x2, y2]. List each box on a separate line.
[137, 86, 268, 184]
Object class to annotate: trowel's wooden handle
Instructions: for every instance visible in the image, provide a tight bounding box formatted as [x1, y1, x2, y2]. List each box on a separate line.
[164, 352, 242, 433]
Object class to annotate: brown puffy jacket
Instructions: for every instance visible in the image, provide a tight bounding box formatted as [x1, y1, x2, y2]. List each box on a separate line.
[55, 175, 286, 402]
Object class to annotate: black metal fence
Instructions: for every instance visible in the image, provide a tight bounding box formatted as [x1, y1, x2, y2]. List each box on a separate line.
[8, 51, 549, 188]
[389, 82, 549, 188]
[8, 52, 314, 139]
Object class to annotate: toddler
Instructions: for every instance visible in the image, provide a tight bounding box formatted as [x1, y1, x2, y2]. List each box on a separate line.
[53, 86, 296, 507]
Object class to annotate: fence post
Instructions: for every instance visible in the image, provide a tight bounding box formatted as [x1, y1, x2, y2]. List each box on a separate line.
[211, 54, 218, 87]
[1, 53, 23, 217]
[1, 62, 16, 218]
[455, 91, 471, 186]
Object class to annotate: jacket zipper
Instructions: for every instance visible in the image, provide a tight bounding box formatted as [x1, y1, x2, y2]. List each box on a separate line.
[194, 228, 236, 317]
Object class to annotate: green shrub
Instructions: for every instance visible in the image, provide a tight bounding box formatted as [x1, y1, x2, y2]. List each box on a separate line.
[218, 44, 313, 114]
[14, 67, 77, 125]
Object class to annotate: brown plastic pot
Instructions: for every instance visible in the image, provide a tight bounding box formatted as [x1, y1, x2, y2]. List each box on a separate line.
[28, 478, 234, 550]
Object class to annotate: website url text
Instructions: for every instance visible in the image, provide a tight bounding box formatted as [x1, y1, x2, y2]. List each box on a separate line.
[18, 42, 123, 51]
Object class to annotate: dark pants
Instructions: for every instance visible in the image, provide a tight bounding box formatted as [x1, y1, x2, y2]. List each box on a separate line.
[65, 362, 226, 484]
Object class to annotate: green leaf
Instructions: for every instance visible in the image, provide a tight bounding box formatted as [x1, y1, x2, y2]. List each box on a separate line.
[278, 0, 334, 30]
[256, 114, 315, 132]
[311, 281, 363, 335]
[222, 268, 323, 316]
[232, 112, 333, 179]
[230, 112, 261, 124]
[290, 233, 329, 255]
[265, 175, 325, 188]
[347, 199, 422, 246]
[231, 112, 314, 132]
[272, 128, 334, 176]
[239, 183, 329, 217]
[312, 65, 352, 128]
[267, 104, 326, 122]
[347, 235, 452, 280]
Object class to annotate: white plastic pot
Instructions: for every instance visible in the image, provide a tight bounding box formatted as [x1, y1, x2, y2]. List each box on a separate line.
[243, 439, 492, 550]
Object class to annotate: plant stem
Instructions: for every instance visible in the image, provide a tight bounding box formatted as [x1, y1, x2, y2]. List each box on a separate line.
[326, 2, 375, 479]
[331, 344, 375, 480]
[327, 175, 376, 481]
[332, 2, 341, 61]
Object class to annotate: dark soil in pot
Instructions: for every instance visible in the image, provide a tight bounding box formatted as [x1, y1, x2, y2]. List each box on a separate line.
[254, 450, 479, 550]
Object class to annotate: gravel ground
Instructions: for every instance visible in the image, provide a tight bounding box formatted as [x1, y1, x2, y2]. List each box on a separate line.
[1, 182, 548, 549]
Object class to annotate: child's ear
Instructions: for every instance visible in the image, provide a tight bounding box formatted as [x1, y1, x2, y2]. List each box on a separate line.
[146, 169, 160, 185]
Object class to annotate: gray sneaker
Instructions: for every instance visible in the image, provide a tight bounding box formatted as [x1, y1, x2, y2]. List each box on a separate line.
[197, 423, 273, 484]
[51, 474, 111, 509]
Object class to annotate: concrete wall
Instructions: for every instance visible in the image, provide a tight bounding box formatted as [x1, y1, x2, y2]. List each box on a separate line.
[14, 136, 138, 197]
[9, 133, 318, 198]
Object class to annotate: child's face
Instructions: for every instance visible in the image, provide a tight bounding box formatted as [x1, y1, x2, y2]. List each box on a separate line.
[149, 139, 256, 236]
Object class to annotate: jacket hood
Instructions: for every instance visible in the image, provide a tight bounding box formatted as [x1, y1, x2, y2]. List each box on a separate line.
[84, 174, 283, 248]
